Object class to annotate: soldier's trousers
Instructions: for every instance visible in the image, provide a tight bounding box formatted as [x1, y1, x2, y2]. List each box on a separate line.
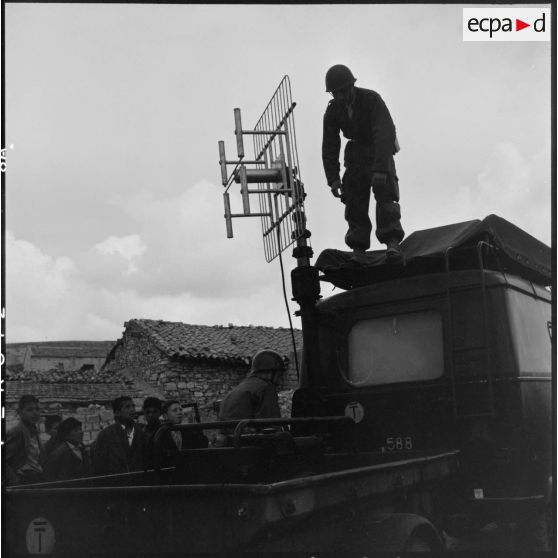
[341, 165, 404, 251]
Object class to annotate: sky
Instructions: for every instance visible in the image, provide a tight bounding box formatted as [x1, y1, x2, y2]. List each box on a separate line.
[3, 3, 552, 342]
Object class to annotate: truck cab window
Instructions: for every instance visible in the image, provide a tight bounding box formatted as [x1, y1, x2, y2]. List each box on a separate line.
[347, 311, 444, 386]
[506, 290, 551, 375]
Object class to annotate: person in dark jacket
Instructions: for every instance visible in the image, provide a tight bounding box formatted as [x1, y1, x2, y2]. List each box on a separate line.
[6, 395, 45, 485]
[156, 400, 185, 468]
[92, 396, 146, 475]
[141, 396, 162, 470]
[43, 414, 63, 457]
[142, 397, 162, 439]
[151, 400, 208, 468]
[43, 417, 90, 481]
[218, 350, 284, 422]
[322, 64, 404, 264]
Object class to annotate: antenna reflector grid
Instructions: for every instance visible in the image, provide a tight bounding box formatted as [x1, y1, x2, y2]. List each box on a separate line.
[252, 76, 308, 262]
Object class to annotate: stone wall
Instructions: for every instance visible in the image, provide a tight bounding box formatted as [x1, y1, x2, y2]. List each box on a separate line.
[4, 328, 301, 447]
[105, 332, 299, 421]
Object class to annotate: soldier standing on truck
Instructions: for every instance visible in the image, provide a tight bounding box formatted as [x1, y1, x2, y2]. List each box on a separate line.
[218, 350, 285, 422]
[322, 64, 404, 264]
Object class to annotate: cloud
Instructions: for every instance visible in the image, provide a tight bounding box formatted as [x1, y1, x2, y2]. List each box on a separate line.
[453, 142, 551, 243]
[6, 231, 83, 340]
[101, 179, 282, 298]
[5, 5, 549, 343]
[5, 180, 299, 341]
[94, 234, 146, 273]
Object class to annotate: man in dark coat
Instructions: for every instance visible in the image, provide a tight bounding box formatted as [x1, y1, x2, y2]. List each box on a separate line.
[6, 395, 45, 485]
[218, 350, 284, 422]
[322, 64, 404, 264]
[92, 396, 146, 475]
[43, 417, 90, 481]
[141, 397, 162, 440]
[140, 396, 162, 470]
[43, 414, 63, 457]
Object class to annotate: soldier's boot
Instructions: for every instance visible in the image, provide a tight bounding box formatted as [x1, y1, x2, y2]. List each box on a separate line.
[385, 239, 404, 264]
[350, 249, 368, 264]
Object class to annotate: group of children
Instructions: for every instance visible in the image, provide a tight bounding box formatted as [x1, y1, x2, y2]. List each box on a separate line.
[6, 349, 287, 485]
[5, 394, 205, 485]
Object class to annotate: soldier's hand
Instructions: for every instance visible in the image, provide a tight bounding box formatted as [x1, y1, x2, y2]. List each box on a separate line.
[393, 136, 400, 155]
[331, 186, 342, 199]
[330, 179, 342, 199]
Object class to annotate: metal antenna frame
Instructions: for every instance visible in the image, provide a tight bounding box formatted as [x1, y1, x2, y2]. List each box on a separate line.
[217, 76, 310, 264]
[216, 75, 323, 397]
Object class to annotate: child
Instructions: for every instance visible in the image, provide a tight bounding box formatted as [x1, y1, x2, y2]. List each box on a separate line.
[43, 417, 90, 481]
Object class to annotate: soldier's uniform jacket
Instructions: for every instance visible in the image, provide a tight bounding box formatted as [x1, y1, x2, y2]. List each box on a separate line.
[322, 86, 397, 186]
[218, 376, 281, 421]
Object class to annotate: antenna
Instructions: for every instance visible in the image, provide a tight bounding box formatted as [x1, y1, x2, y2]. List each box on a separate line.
[216, 76, 322, 395]
[217, 76, 311, 265]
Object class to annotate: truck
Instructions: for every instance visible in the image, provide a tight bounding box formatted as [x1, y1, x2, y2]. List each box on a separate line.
[4, 77, 552, 555]
[294, 213, 553, 550]
[5, 215, 551, 556]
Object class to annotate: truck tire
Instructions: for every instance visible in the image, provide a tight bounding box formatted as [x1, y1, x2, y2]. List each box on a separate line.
[404, 533, 436, 551]
[359, 514, 445, 553]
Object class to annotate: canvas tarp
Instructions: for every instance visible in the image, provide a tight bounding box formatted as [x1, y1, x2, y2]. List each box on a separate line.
[315, 214, 551, 290]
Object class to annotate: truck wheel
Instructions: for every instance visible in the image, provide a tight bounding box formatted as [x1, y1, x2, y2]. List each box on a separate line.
[403, 535, 434, 552]
[403, 526, 443, 552]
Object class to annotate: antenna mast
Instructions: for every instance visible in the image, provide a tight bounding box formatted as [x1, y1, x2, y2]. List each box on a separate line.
[217, 76, 322, 395]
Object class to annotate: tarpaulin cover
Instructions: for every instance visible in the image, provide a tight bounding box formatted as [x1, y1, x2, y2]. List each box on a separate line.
[315, 214, 551, 290]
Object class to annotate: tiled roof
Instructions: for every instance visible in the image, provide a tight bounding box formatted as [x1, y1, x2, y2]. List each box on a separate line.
[6, 381, 141, 404]
[5, 368, 130, 384]
[29, 343, 115, 359]
[120, 319, 303, 364]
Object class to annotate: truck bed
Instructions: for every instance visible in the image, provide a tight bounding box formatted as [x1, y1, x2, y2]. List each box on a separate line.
[6, 446, 458, 555]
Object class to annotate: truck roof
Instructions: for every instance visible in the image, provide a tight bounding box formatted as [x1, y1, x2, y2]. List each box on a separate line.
[316, 214, 551, 290]
[317, 269, 550, 313]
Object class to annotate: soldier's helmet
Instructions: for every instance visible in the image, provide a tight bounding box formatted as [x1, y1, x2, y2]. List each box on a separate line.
[325, 64, 357, 93]
[250, 349, 285, 374]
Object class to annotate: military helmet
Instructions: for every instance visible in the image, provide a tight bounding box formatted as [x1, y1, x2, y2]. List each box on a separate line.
[325, 64, 356, 92]
[250, 349, 285, 374]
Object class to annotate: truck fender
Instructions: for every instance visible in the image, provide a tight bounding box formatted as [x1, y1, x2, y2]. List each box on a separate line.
[359, 513, 445, 552]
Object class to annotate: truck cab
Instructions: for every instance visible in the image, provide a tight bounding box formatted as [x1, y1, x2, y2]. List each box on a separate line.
[293, 215, 552, 526]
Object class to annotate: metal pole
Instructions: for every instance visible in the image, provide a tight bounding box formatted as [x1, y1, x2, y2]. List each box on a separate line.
[223, 193, 233, 238]
[476, 240, 495, 416]
[233, 168, 283, 184]
[234, 108, 244, 158]
[218, 141, 228, 186]
[241, 130, 287, 136]
[239, 165, 250, 215]
[291, 252, 323, 407]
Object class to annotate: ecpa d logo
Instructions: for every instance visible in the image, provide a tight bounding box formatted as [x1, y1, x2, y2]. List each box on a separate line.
[463, 8, 550, 41]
